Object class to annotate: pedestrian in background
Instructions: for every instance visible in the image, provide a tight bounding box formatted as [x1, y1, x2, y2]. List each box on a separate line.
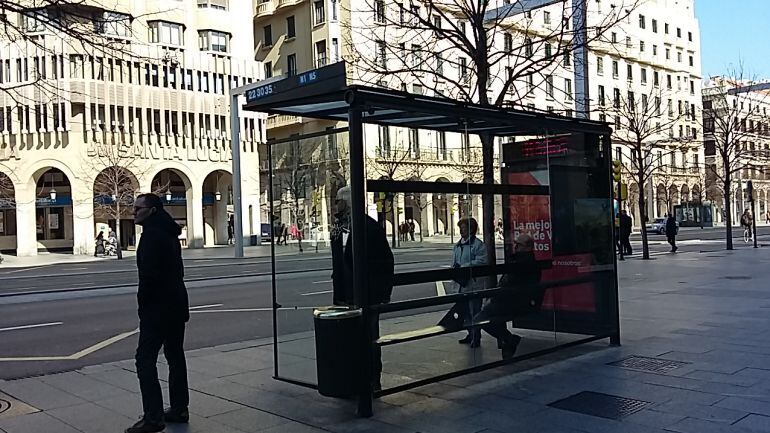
[452, 217, 488, 348]
[619, 210, 633, 255]
[666, 213, 678, 253]
[94, 231, 104, 257]
[127, 193, 190, 433]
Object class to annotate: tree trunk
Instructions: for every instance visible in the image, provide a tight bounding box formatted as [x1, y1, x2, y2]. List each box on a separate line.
[637, 171, 650, 260]
[480, 134, 497, 287]
[724, 180, 733, 250]
[391, 200, 397, 248]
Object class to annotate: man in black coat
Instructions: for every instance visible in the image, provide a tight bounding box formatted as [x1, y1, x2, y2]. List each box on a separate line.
[126, 194, 190, 433]
[330, 186, 394, 391]
[666, 213, 678, 252]
[473, 234, 542, 359]
[619, 210, 633, 255]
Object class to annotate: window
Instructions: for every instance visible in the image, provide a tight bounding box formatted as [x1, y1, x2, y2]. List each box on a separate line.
[689, 55, 694, 67]
[545, 43, 552, 58]
[563, 47, 571, 67]
[287, 16, 296, 38]
[664, 23, 669, 34]
[655, 96, 661, 115]
[411, 44, 421, 67]
[331, 0, 338, 21]
[198, 30, 229, 53]
[264, 61, 272, 78]
[544, 11, 551, 24]
[704, 117, 715, 133]
[263, 25, 272, 46]
[287, 54, 297, 76]
[641, 68, 647, 84]
[639, 14, 645, 29]
[375, 0, 385, 23]
[640, 41, 645, 52]
[666, 74, 672, 89]
[626, 37, 631, 49]
[564, 78, 573, 101]
[598, 85, 605, 106]
[690, 81, 695, 95]
[665, 48, 670, 60]
[611, 32, 617, 43]
[525, 38, 533, 58]
[459, 57, 467, 80]
[642, 94, 648, 111]
[613, 88, 620, 108]
[677, 51, 682, 63]
[412, 84, 423, 95]
[149, 21, 184, 46]
[597, 56, 604, 75]
[504, 33, 512, 52]
[526, 74, 534, 93]
[688, 31, 692, 42]
[332, 38, 339, 62]
[197, 0, 228, 9]
[653, 70, 659, 87]
[435, 53, 443, 74]
[314, 0, 325, 25]
[95, 11, 130, 37]
[612, 60, 618, 77]
[409, 128, 419, 156]
[546, 75, 554, 98]
[627, 64, 633, 81]
[652, 19, 658, 33]
[677, 27, 682, 38]
[315, 40, 327, 67]
[437, 131, 447, 160]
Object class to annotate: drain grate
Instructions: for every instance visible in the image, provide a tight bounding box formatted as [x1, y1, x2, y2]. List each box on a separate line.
[0, 392, 39, 420]
[608, 355, 690, 374]
[548, 391, 652, 420]
[0, 399, 9, 414]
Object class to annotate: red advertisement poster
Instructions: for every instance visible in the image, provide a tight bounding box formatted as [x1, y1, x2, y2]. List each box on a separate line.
[507, 172, 552, 261]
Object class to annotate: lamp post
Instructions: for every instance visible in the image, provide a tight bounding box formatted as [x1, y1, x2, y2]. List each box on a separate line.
[49, 188, 57, 201]
[165, 190, 172, 202]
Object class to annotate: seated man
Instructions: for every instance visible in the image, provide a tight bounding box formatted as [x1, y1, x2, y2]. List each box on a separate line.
[473, 234, 542, 359]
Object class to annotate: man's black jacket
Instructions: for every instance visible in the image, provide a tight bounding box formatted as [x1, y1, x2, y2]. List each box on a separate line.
[331, 215, 394, 306]
[136, 210, 189, 322]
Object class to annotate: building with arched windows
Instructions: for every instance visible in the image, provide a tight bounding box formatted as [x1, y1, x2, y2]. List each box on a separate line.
[0, 0, 263, 256]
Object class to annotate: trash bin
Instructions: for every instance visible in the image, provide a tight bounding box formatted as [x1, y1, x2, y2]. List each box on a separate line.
[314, 306, 364, 398]
[250, 235, 258, 246]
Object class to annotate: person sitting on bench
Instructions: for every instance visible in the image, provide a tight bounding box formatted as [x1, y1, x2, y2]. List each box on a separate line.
[473, 233, 542, 359]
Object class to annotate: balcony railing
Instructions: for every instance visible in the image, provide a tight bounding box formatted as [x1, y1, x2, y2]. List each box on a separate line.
[256, 0, 275, 17]
[266, 114, 302, 129]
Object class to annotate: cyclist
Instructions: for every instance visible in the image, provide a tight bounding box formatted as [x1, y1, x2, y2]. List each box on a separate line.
[741, 209, 753, 242]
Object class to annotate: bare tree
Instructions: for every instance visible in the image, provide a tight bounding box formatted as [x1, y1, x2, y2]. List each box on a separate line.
[277, 139, 313, 251]
[345, 0, 642, 264]
[82, 142, 162, 259]
[702, 66, 770, 250]
[0, 169, 14, 209]
[604, 86, 694, 258]
[0, 1, 162, 104]
[368, 138, 415, 247]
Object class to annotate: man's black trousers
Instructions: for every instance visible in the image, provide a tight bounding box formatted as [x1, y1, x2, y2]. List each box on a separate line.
[135, 319, 188, 422]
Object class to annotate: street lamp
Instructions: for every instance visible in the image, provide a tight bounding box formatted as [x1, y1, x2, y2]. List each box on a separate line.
[165, 190, 172, 202]
[49, 188, 57, 201]
[215, 190, 222, 201]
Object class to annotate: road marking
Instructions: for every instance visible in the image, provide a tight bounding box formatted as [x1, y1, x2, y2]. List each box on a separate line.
[0, 322, 63, 333]
[192, 259, 214, 263]
[2, 266, 46, 274]
[0, 327, 139, 362]
[301, 290, 333, 296]
[436, 281, 446, 296]
[63, 267, 88, 271]
[311, 280, 333, 284]
[189, 303, 223, 310]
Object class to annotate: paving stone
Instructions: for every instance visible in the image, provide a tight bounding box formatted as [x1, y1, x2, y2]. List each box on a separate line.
[257, 421, 328, 433]
[0, 378, 86, 411]
[208, 407, 289, 432]
[622, 409, 686, 429]
[0, 411, 82, 433]
[39, 371, 128, 402]
[667, 417, 758, 433]
[47, 402, 134, 433]
[683, 370, 761, 387]
[187, 389, 245, 418]
[733, 414, 770, 432]
[715, 396, 770, 417]
[164, 414, 250, 433]
[92, 392, 143, 418]
[650, 401, 746, 424]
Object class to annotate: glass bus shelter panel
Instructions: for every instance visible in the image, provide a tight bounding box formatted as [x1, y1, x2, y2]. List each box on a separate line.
[269, 131, 351, 386]
[503, 132, 617, 341]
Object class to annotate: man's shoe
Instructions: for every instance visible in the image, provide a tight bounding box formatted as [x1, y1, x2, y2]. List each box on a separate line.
[501, 335, 522, 360]
[125, 417, 165, 433]
[458, 335, 473, 345]
[164, 407, 190, 424]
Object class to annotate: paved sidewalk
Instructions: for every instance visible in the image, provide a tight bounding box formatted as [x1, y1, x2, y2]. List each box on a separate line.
[4, 248, 770, 432]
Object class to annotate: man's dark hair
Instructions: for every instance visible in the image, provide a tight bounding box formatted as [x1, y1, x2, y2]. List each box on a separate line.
[136, 193, 164, 210]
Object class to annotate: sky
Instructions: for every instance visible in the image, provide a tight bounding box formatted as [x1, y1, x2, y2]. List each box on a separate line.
[696, 0, 770, 80]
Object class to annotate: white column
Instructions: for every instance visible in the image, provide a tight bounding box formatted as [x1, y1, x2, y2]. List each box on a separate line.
[475, 195, 484, 235]
[451, 194, 460, 240]
[186, 181, 205, 249]
[71, 181, 94, 255]
[14, 183, 37, 256]
[424, 199, 434, 237]
[214, 175, 229, 245]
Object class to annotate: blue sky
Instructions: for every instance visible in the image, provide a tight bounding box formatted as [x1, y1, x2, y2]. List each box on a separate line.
[697, 0, 770, 79]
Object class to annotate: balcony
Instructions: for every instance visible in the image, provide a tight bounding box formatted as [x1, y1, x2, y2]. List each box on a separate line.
[266, 114, 302, 130]
[255, 0, 275, 18]
[277, 0, 301, 8]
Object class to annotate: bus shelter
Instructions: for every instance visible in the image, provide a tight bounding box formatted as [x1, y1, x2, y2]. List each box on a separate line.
[241, 63, 619, 416]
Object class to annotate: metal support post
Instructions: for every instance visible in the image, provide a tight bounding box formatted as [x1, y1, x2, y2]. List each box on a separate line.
[230, 94, 245, 258]
[348, 106, 373, 417]
[572, 0, 590, 119]
[618, 179, 624, 261]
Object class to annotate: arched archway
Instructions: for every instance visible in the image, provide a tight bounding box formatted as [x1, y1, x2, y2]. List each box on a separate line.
[680, 184, 690, 204]
[691, 184, 701, 203]
[0, 171, 16, 253]
[34, 168, 74, 252]
[202, 169, 233, 246]
[667, 184, 679, 214]
[432, 177, 451, 237]
[151, 169, 192, 246]
[403, 176, 423, 242]
[458, 177, 474, 220]
[93, 166, 140, 253]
